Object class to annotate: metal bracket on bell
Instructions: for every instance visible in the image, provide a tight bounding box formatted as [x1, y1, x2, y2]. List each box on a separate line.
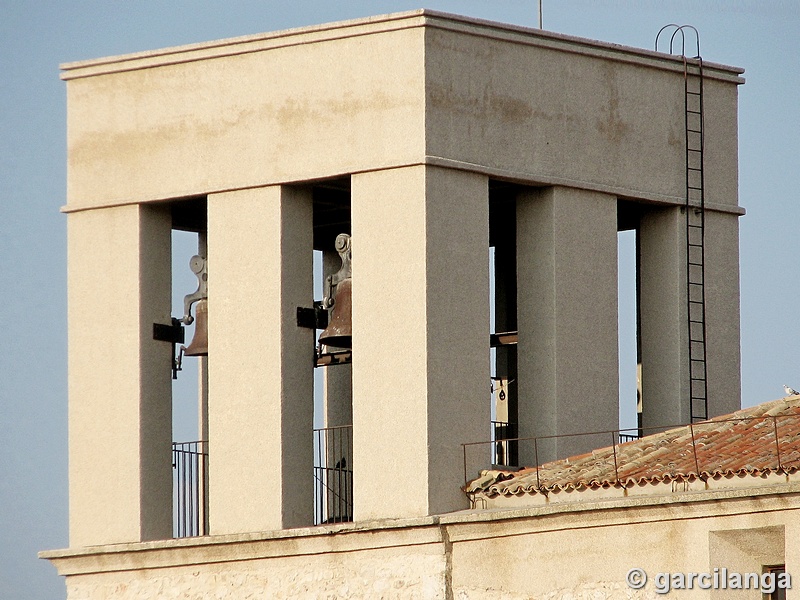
[153, 317, 186, 379]
[297, 301, 329, 330]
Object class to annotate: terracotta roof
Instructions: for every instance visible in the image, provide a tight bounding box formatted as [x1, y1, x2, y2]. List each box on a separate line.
[466, 396, 800, 498]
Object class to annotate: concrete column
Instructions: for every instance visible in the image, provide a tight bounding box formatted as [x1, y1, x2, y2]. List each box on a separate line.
[208, 185, 314, 533]
[516, 187, 619, 464]
[351, 165, 489, 520]
[704, 210, 741, 418]
[639, 206, 690, 430]
[68, 204, 173, 547]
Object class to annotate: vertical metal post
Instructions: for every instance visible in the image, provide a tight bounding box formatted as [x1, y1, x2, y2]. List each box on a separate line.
[773, 416, 783, 473]
[611, 432, 620, 485]
[463, 444, 468, 487]
[689, 422, 701, 477]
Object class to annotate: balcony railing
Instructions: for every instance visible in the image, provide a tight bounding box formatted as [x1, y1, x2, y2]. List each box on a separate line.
[314, 425, 353, 524]
[462, 415, 800, 491]
[491, 420, 518, 467]
[172, 441, 208, 538]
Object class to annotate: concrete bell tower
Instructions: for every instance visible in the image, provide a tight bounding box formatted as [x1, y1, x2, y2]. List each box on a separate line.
[57, 10, 743, 551]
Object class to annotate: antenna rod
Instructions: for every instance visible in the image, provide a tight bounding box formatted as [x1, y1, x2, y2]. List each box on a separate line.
[538, 0, 543, 29]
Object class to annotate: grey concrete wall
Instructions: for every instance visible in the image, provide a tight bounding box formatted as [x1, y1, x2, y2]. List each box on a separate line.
[638, 205, 741, 430]
[516, 187, 619, 463]
[704, 209, 742, 418]
[67, 204, 173, 546]
[639, 206, 690, 430]
[424, 24, 742, 210]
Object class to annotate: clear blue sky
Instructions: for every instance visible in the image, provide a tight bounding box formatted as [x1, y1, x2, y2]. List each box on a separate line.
[1, 1, 798, 597]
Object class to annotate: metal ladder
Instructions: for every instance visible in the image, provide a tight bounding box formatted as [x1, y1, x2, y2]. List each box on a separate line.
[656, 25, 708, 422]
[684, 56, 708, 422]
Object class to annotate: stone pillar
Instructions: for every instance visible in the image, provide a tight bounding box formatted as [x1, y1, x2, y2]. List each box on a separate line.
[351, 165, 489, 519]
[704, 210, 741, 418]
[516, 187, 619, 465]
[68, 203, 173, 547]
[208, 185, 314, 533]
[639, 206, 690, 430]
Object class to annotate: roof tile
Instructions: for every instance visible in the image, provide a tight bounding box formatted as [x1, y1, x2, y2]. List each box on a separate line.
[466, 395, 800, 497]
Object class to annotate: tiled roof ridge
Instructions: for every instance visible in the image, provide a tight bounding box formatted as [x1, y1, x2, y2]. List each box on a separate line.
[466, 395, 800, 498]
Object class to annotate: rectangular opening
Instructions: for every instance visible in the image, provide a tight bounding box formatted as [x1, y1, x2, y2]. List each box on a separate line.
[311, 179, 353, 525]
[618, 228, 639, 435]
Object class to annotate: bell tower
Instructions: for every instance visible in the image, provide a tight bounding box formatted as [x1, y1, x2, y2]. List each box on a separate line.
[58, 10, 744, 547]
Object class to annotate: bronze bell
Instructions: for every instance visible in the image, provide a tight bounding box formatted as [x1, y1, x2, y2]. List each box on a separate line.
[319, 278, 352, 349]
[183, 298, 209, 356]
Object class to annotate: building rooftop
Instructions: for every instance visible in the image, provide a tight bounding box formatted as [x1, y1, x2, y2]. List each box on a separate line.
[467, 395, 800, 500]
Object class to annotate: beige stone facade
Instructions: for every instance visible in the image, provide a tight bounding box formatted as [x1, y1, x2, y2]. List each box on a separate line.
[45, 9, 763, 599]
[44, 484, 798, 599]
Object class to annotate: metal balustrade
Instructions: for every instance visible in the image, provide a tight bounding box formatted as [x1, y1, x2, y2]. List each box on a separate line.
[313, 425, 353, 524]
[172, 441, 208, 538]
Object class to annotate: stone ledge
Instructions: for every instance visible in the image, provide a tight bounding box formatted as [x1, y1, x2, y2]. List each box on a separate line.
[60, 9, 744, 83]
[41, 481, 800, 576]
[60, 157, 747, 216]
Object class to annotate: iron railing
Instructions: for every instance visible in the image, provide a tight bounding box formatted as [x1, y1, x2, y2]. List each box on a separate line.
[491, 420, 518, 466]
[172, 441, 208, 538]
[463, 415, 800, 490]
[314, 425, 353, 524]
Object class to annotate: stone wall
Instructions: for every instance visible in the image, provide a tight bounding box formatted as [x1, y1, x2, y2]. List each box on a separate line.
[45, 486, 800, 600]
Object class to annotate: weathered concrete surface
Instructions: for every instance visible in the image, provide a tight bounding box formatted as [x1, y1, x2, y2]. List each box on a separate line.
[44, 486, 799, 600]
